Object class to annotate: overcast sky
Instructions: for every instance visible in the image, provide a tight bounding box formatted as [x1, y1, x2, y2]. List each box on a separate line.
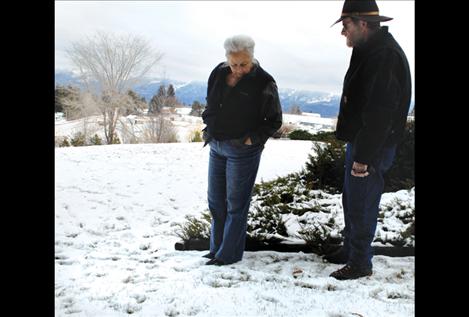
[55, 0, 415, 95]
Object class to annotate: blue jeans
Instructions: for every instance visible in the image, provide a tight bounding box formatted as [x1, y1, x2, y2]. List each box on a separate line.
[207, 140, 264, 264]
[342, 142, 396, 270]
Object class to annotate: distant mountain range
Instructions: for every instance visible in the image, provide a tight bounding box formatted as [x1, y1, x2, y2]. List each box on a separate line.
[132, 77, 342, 118]
[54, 70, 413, 118]
[55, 70, 340, 117]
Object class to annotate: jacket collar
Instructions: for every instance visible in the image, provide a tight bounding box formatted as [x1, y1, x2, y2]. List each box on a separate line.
[355, 26, 389, 53]
[219, 59, 260, 78]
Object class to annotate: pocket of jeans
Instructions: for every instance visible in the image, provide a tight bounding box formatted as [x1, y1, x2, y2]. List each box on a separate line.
[229, 138, 248, 148]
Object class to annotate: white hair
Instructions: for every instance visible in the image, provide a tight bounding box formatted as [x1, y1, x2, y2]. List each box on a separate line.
[223, 35, 255, 59]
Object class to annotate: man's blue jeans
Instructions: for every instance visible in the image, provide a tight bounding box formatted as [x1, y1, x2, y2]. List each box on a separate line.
[342, 142, 396, 270]
[207, 140, 263, 264]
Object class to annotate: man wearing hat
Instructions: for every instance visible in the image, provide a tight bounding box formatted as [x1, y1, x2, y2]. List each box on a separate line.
[325, 0, 412, 280]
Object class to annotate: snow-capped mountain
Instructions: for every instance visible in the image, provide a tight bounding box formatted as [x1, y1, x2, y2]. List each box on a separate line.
[55, 70, 342, 118]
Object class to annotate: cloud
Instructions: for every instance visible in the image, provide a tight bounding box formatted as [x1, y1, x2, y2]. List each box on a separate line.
[55, 0, 414, 95]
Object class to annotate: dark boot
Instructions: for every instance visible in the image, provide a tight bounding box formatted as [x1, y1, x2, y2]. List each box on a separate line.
[205, 258, 226, 266]
[329, 265, 372, 280]
[323, 248, 348, 264]
[202, 252, 215, 259]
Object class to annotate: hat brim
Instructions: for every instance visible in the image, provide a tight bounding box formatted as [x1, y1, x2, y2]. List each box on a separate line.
[331, 15, 393, 27]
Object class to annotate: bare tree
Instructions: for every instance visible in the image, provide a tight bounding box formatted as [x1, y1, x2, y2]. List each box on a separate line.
[58, 90, 102, 143]
[141, 114, 178, 143]
[117, 116, 139, 144]
[66, 31, 163, 144]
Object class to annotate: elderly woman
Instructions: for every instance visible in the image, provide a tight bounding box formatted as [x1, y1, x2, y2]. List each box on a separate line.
[201, 35, 282, 265]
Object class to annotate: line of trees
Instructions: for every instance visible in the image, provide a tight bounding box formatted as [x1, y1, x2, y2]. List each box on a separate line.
[55, 84, 184, 119]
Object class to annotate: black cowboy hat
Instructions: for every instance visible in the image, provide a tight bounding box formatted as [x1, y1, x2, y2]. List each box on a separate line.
[331, 0, 393, 27]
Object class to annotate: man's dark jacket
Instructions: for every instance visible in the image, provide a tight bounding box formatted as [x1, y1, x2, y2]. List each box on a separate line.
[335, 26, 412, 164]
[202, 61, 282, 146]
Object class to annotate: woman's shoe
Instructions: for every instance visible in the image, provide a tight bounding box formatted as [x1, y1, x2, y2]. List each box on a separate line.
[205, 258, 225, 266]
[202, 252, 215, 259]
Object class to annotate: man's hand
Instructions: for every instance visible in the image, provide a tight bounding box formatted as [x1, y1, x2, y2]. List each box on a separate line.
[351, 161, 369, 177]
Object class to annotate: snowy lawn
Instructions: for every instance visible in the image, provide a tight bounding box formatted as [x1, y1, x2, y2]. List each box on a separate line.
[55, 139, 414, 316]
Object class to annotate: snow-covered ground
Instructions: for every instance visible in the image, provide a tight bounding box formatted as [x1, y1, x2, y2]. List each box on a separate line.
[283, 113, 336, 134]
[55, 140, 414, 316]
